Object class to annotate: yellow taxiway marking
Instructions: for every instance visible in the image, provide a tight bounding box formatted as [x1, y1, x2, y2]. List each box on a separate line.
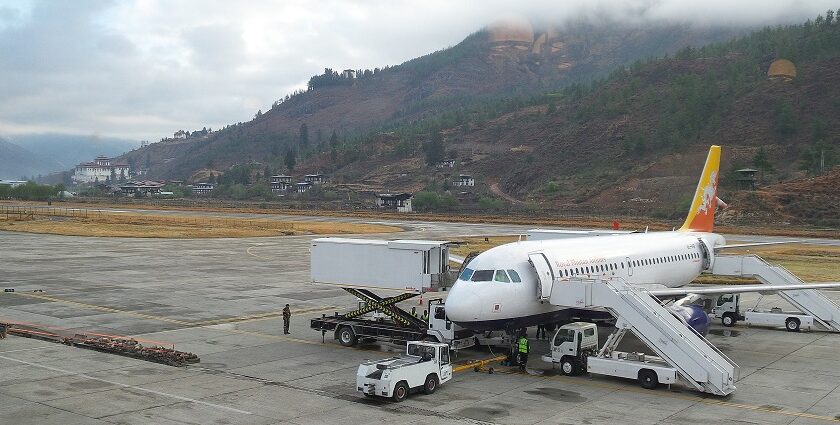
[482, 366, 840, 423]
[11, 292, 193, 325]
[7, 292, 336, 328]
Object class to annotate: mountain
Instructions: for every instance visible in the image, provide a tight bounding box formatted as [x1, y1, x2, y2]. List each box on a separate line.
[121, 20, 743, 180]
[0, 138, 61, 180]
[9, 133, 139, 171]
[298, 14, 840, 224]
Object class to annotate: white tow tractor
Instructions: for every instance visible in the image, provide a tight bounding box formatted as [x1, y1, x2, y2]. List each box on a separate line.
[711, 293, 814, 332]
[542, 322, 679, 390]
[357, 341, 453, 402]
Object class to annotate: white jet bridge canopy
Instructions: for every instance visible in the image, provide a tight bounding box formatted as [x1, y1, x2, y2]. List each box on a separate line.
[310, 238, 452, 292]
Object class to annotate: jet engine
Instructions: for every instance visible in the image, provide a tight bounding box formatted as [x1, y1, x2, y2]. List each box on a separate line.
[670, 304, 711, 336]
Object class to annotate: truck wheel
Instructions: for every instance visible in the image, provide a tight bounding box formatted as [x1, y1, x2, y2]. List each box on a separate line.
[424, 374, 439, 394]
[560, 357, 577, 376]
[392, 381, 409, 402]
[721, 313, 737, 327]
[638, 369, 658, 390]
[785, 318, 801, 332]
[338, 327, 357, 347]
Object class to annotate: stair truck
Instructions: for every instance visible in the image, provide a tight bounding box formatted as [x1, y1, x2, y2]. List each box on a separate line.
[357, 340, 452, 402]
[542, 322, 679, 390]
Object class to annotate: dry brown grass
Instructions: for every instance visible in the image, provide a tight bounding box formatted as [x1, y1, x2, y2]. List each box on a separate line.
[450, 236, 840, 283]
[6, 200, 838, 239]
[0, 212, 400, 238]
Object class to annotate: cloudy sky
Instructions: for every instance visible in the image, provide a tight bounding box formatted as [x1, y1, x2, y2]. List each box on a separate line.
[0, 0, 835, 142]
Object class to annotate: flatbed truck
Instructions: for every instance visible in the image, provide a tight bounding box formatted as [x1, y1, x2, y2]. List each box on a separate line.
[311, 299, 476, 350]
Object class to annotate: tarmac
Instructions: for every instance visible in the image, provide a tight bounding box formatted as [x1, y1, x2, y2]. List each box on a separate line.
[2, 211, 840, 424]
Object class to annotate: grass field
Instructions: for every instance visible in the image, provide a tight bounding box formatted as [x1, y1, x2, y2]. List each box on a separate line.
[451, 236, 840, 283]
[0, 212, 400, 238]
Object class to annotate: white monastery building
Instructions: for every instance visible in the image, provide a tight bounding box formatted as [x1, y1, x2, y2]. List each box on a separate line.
[73, 155, 130, 184]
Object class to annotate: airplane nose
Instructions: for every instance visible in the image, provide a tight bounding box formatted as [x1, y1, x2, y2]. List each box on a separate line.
[445, 282, 482, 322]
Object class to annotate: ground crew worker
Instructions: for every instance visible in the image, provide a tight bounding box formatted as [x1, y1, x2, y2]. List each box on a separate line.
[421, 309, 428, 322]
[536, 323, 546, 340]
[517, 332, 529, 371]
[0, 323, 7, 339]
[282, 304, 291, 334]
[411, 307, 418, 318]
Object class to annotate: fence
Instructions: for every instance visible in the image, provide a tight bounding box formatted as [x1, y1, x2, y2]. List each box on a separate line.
[0, 205, 99, 220]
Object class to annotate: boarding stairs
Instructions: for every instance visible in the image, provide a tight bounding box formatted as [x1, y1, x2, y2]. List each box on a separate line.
[711, 254, 840, 332]
[549, 277, 739, 395]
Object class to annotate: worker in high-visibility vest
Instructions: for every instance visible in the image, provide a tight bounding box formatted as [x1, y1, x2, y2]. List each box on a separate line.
[411, 307, 418, 318]
[517, 332, 529, 371]
[421, 309, 429, 322]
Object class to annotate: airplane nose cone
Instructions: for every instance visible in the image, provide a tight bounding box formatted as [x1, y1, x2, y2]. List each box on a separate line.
[445, 282, 482, 322]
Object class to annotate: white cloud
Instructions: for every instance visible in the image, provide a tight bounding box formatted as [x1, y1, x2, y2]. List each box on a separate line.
[0, 0, 836, 141]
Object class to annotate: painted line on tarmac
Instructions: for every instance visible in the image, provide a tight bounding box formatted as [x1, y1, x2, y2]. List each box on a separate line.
[483, 366, 840, 423]
[245, 244, 274, 260]
[192, 306, 340, 326]
[0, 346, 52, 354]
[0, 354, 253, 415]
[10, 292, 193, 325]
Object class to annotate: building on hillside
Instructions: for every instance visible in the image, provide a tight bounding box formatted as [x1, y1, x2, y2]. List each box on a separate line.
[0, 180, 28, 188]
[376, 193, 413, 213]
[304, 174, 327, 184]
[453, 174, 475, 187]
[735, 168, 759, 190]
[296, 182, 312, 193]
[435, 159, 456, 168]
[270, 175, 293, 193]
[767, 59, 796, 82]
[173, 130, 189, 139]
[192, 182, 215, 196]
[119, 180, 165, 196]
[73, 155, 130, 184]
[167, 180, 185, 187]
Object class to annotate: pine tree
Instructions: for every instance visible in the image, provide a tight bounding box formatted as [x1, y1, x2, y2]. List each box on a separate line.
[299, 123, 309, 148]
[285, 147, 297, 171]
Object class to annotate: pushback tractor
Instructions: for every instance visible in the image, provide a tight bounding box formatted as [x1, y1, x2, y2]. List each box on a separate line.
[357, 341, 453, 402]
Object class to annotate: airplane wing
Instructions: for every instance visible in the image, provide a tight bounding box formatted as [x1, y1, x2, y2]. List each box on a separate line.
[647, 282, 840, 297]
[714, 241, 801, 251]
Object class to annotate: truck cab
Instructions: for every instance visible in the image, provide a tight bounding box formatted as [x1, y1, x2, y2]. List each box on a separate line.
[711, 293, 814, 332]
[543, 322, 599, 375]
[356, 341, 453, 402]
[426, 300, 476, 350]
[711, 294, 740, 326]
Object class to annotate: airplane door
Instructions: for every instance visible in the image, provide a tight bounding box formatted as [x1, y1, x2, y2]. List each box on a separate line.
[626, 256, 633, 276]
[528, 253, 555, 300]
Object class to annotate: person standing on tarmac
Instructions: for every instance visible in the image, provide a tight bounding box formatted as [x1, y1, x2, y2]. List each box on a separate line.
[536, 323, 546, 340]
[517, 331, 530, 371]
[411, 307, 418, 318]
[421, 308, 429, 322]
[282, 304, 291, 334]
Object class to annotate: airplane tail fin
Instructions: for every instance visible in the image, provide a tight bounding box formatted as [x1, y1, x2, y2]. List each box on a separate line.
[679, 145, 721, 233]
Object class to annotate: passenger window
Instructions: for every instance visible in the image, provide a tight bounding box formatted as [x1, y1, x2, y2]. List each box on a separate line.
[584, 328, 595, 337]
[494, 270, 511, 283]
[440, 346, 449, 364]
[471, 270, 494, 282]
[507, 269, 521, 282]
[459, 268, 474, 281]
[434, 307, 446, 320]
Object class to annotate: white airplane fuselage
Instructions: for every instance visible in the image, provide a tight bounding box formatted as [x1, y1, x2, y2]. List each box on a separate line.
[445, 231, 725, 330]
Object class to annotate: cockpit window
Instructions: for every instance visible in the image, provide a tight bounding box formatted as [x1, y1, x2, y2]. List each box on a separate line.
[459, 268, 474, 281]
[494, 270, 511, 283]
[507, 270, 521, 282]
[471, 270, 495, 282]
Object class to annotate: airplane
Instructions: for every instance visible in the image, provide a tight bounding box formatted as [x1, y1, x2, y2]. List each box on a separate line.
[444, 145, 839, 334]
